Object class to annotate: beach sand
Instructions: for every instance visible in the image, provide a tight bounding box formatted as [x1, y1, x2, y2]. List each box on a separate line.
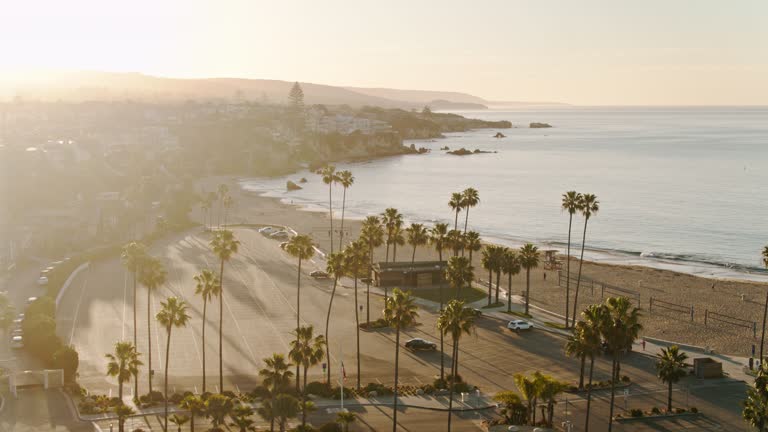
[200, 175, 766, 357]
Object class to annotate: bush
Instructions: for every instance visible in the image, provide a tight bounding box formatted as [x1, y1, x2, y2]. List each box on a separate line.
[359, 318, 389, 330]
[630, 409, 643, 417]
[318, 422, 342, 432]
[53, 345, 79, 382]
[690, 406, 698, 413]
[675, 408, 686, 414]
[169, 392, 184, 404]
[433, 378, 447, 389]
[621, 375, 631, 383]
[26, 297, 56, 320]
[446, 373, 463, 383]
[78, 399, 97, 414]
[221, 390, 237, 399]
[651, 407, 661, 414]
[249, 385, 270, 399]
[453, 382, 473, 393]
[306, 381, 334, 398]
[363, 382, 393, 396]
[420, 384, 436, 395]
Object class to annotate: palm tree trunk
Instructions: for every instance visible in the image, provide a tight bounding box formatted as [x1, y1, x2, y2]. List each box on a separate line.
[354, 274, 361, 390]
[532, 396, 537, 425]
[565, 214, 573, 328]
[133, 271, 138, 401]
[164, 326, 172, 432]
[367, 245, 373, 324]
[296, 257, 302, 393]
[328, 184, 334, 254]
[463, 208, 469, 233]
[760, 289, 768, 362]
[393, 242, 398, 262]
[454, 211, 459, 231]
[302, 365, 309, 426]
[385, 240, 390, 263]
[147, 288, 153, 395]
[487, 268, 492, 306]
[219, 258, 225, 393]
[572, 217, 589, 327]
[202, 300, 207, 393]
[190, 414, 195, 432]
[507, 272, 513, 313]
[668, 380, 673, 412]
[579, 354, 585, 389]
[392, 326, 401, 432]
[339, 188, 346, 250]
[118, 380, 124, 432]
[525, 269, 531, 315]
[411, 245, 416, 263]
[608, 354, 617, 432]
[584, 355, 595, 432]
[495, 270, 501, 304]
[438, 249, 445, 381]
[325, 278, 338, 384]
[447, 341, 457, 432]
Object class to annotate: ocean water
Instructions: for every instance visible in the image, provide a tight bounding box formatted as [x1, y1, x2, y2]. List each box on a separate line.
[241, 107, 768, 281]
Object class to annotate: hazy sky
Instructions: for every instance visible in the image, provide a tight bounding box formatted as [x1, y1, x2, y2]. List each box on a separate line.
[1, 0, 767, 105]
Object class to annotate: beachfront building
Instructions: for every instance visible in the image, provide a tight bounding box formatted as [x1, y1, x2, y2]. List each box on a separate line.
[372, 261, 447, 288]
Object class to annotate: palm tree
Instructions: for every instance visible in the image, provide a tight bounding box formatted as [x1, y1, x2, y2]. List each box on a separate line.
[744, 362, 768, 432]
[206, 191, 218, 229]
[200, 198, 211, 230]
[481, 246, 496, 306]
[120, 241, 146, 400]
[429, 222, 449, 380]
[461, 188, 479, 233]
[572, 193, 599, 327]
[445, 256, 473, 299]
[391, 223, 405, 262]
[405, 223, 429, 263]
[537, 374, 567, 427]
[157, 297, 191, 432]
[259, 353, 294, 432]
[217, 183, 229, 229]
[193, 269, 220, 393]
[448, 192, 463, 231]
[514, 373, 537, 426]
[210, 229, 240, 392]
[381, 208, 403, 264]
[180, 394, 205, 432]
[656, 345, 688, 412]
[205, 393, 234, 428]
[337, 411, 357, 432]
[289, 325, 325, 427]
[336, 170, 354, 249]
[581, 304, 606, 432]
[138, 256, 166, 396]
[361, 216, 384, 324]
[318, 165, 338, 253]
[518, 244, 540, 315]
[324, 252, 345, 384]
[446, 229, 464, 258]
[565, 321, 590, 390]
[169, 414, 189, 432]
[115, 405, 135, 432]
[501, 250, 520, 313]
[344, 240, 368, 390]
[464, 231, 481, 266]
[222, 195, 234, 229]
[230, 405, 256, 432]
[562, 191, 582, 328]
[760, 246, 768, 363]
[272, 394, 300, 432]
[285, 234, 315, 387]
[600, 296, 642, 432]
[437, 300, 476, 432]
[383, 288, 419, 432]
[106, 342, 142, 432]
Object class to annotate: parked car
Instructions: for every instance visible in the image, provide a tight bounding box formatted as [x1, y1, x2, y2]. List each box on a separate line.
[26, 297, 38, 305]
[507, 319, 534, 331]
[405, 338, 437, 351]
[37, 276, 48, 286]
[259, 226, 278, 235]
[10, 335, 23, 349]
[471, 308, 483, 317]
[11, 328, 23, 337]
[12, 318, 23, 329]
[310, 270, 329, 279]
[269, 231, 290, 240]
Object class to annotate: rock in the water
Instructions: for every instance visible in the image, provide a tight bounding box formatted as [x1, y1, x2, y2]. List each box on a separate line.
[447, 147, 473, 155]
[287, 180, 302, 191]
[530, 122, 552, 128]
[299, 177, 307, 183]
[494, 132, 506, 138]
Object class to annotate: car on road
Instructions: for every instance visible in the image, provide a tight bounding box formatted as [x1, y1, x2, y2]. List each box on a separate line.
[26, 297, 38, 305]
[507, 319, 534, 331]
[37, 276, 48, 286]
[471, 308, 483, 317]
[310, 270, 329, 279]
[269, 230, 291, 240]
[13, 318, 23, 328]
[405, 338, 437, 351]
[10, 335, 24, 349]
[259, 226, 278, 235]
[11, 328, 23, 337]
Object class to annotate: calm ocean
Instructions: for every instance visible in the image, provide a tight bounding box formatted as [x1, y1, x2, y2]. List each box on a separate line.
[242, 107, 768, 281]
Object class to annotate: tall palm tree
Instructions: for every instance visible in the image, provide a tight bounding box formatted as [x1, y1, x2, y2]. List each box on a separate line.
[206, 191, 218, 229]
[120, 241, 147, 400]
[562, 191, 582, 328]
[501, 250, 521, 313]
[581, 304, 606, 432]
[200, 198, 211, 230]
[336, 170, 354, 249]
[391, 223, 405, 262]
[513, 373, 537, 426]
[600, 296, 642, 432]
[461, 188, 479, 233]
[361, 216, 384, 323]
[565, 321, 590, 390]
[324, 252, 345, 384]
[217, 183, 229, 229]
[381, 208, 403, 264]
[656, 345, 688, 412]
[448, 193, 463, 231]
[222, 195, 234, 229]
[138, 256, 166, 396]
[106, 342, 142, 432]
[193, 269, 220, 393]
[288, 325, 325, 427]
[180, 394, 206, 432]
[446, 229, 464, 258]
[445, 256, 473, 299]
[572, 193, 599, 327]
[537, 373, 567, 427]
[405, 223, 429, 263]
[493, 247, 505, 304]
[272, 394, 300, 432]
[259, 353, 294, 432]
[464, 231, 481, 266]
[744, 362, 768, 432]
[481, 246, 496, 306]
[518, 244, 540, 315]
[115, 405, 135, 432]
[760, 246, 768, 363]
[437, 300, 476, 432]
[285, 234, 315, 388]
[344, 240, 368, 390]
[336, 411, 357, 432]
[210, 229, 240, 392]
[429, 222, 449, 381]
[383, 288, 419, 432]
[157, 297, 191, 432]
[229, 405, 256, 432]
[205, 393, 234, 428]
[318, 165, 338, 253]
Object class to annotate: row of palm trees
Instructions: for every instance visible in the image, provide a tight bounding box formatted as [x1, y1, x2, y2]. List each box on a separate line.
[200, 183, 234, 231]
[561, 191, 600, 328]
[316, 165, 354, 254]
[448, 187, 480, 233]
[512, 371, 568, 428]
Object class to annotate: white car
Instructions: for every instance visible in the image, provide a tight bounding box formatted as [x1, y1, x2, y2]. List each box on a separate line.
[10, 335, 23, 349]
[507, 319, 534, 331]
[259, 226, 278, 235]
[269, 231, 290, 240]
[37, 276, 49, 286]
[26, 296, 38, 305]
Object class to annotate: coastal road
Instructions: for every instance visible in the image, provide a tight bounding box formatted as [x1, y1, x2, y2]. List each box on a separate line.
[54, 226, 747, 430]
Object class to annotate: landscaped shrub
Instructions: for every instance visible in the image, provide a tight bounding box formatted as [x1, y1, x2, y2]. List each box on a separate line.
[446, 373, 463, 383]
[651, 407, 661, 414]
[675, 408, 686, 414]
[433, 378, 447, 389]
[359, 318, 389, 330]
[221, 390, 237, 399]
[318, 422, 342, 432]
[621, 375, 631, 383]
[690, 407, 698, 413]
[630, 409, 643, 417]
[52, 345, 79, 382]
[169, 392, 184, 404]
[420, 384, 436, 395]
[306, 381, 332, 397]
[453, 382, 473, 393]
[249, 385, 270, 399]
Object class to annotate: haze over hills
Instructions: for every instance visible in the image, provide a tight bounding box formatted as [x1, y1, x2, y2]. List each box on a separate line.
[0, 70, 565, 109]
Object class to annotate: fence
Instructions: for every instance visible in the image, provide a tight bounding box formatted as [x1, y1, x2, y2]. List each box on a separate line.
[705, 309, 757, 338]
[558, 271, 641, 307]
[649, 297, 694, 322]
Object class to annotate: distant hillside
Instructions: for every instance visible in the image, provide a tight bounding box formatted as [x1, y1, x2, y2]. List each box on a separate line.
[344, 86, 488, 105]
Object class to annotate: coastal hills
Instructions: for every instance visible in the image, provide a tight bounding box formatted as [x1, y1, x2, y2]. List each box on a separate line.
[1, 70, 564, 110]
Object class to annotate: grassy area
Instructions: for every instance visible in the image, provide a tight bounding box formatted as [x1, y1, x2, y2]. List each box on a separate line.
[504, 311, 533, 319]
[481, 301, 505, 309]
[544, 321, 567, 330]
[408, 286, 486, 304]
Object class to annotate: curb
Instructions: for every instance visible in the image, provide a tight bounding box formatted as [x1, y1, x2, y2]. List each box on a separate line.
[55, 262, 90, 309]
[615, 411, 700, 423]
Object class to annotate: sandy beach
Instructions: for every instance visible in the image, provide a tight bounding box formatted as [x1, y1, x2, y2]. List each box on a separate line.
[199, 175, 767, 357]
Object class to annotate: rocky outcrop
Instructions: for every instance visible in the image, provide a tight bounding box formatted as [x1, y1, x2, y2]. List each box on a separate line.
[530, 122, 552, 128]
[299, 177, 307, 183]
[494, 132, 506, 138]
[287, 181, 302, 191]
[447, 147, 497, 156]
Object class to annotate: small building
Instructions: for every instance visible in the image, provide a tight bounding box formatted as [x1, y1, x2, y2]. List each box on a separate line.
[372, 261, 447, 288]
